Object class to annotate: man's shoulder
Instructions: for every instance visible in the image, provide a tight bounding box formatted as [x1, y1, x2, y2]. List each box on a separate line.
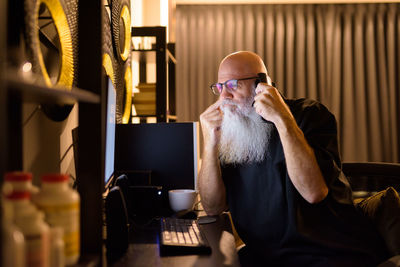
[286, 98, 333, 117]
[286, 97, 327, 110]
[285, 98, 337, 129]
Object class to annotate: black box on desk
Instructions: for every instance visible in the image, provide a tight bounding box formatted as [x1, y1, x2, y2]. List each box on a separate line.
[104, 185, 129, 261]
[114, 174, 163, 220]
[114, 122, 200, 215]
[129, 185, 163, 219]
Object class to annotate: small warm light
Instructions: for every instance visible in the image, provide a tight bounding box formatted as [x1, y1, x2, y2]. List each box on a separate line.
[131, 104, 137, 116]
[132, 117, 140, 124]
[22, 62, 32, 73]
[146, 117, 157, 123]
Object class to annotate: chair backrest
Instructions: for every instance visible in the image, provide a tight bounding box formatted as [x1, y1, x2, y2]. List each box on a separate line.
[342, 162, 400, 198]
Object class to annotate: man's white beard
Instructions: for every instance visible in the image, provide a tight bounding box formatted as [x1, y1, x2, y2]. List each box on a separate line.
[219, 99, 273, 165]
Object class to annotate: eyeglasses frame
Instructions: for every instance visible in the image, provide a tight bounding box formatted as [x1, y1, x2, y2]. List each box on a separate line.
[210, 76, 259, 95]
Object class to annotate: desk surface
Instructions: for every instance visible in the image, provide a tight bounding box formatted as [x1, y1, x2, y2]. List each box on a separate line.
[111, 213, 241, 267]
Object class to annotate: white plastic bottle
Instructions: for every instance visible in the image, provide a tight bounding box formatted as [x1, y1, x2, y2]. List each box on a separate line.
[3, 171, 39, 195]
[6, 190, 32, 213]
[49, 227, 65, 267]
[4, 175, 49, 267]
[1, 199, 26, 267]
[3, 171, 36, 222]
[32, 173, 80, 266]
[15, 207, 50, 267]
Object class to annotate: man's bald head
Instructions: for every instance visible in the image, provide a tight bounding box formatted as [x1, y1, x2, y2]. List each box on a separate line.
[218, 51, 268, 81]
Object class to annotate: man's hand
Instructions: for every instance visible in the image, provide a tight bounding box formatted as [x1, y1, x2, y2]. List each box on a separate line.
[198, 99, 228, 215]
[199, 99, 224, 149]
[253, 83, 294, 127]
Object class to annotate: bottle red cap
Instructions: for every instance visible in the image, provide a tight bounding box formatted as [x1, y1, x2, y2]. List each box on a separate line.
[4, 172, 33, 182]
[6, 191, 31, 200]
[42, 173, 69, 183]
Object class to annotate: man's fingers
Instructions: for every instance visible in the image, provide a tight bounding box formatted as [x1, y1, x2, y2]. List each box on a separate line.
[209, 99, 224, 110]
[201, 106, 223, 132]
[201, 102, 221, 119]
[255, 83, 275, 94]
[254, 92, 273, 104]
[255, 84, 278, 96]
[255, 82, 267, 94]
[204, 108, 222, 120]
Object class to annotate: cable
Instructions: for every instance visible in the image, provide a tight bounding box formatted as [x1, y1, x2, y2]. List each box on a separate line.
[22, 105, 41, 127]
[59, 143, 74, 164]
[68, 173, 77, 189]
[59, 144, 78, 189]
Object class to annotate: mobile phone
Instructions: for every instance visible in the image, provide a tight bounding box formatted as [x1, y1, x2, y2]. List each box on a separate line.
[254, 73, 273, 124]
[255, 72, 268, 87]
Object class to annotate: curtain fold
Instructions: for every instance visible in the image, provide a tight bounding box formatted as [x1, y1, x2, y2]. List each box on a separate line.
[176, 3, 400, 163]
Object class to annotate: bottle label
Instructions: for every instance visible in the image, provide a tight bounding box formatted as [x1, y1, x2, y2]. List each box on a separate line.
[36, 202, 80, 261]
[25, 233, 49, 267]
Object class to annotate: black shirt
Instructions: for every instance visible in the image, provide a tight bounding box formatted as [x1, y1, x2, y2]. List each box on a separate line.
[221, 98, 387, 267]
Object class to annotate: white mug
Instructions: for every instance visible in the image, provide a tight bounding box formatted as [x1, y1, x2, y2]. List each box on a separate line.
[168, 189, 197, 213]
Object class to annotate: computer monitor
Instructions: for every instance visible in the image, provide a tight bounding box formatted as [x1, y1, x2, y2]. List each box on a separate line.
[102, 78, 130, 259]
[104, 77, 116, 188]
[114, 122, 200, 213]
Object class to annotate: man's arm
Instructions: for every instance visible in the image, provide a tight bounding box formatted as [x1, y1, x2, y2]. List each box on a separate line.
[276, 116, 329, 203]
[198, 100, 228, 215]
[254, 85, 329, 204]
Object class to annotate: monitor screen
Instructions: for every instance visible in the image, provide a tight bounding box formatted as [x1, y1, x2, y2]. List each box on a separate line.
[114, 122, 200, 212]
[104, 78, 116, 187]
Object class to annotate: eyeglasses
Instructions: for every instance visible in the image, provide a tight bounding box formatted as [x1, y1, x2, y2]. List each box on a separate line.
[210, 76, 258, 95]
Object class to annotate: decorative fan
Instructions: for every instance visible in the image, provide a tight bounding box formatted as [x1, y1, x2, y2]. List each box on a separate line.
[111, 0, 131, 63]
[108, 1, 132, 124]
[121, 58, 132, 124]
[103, 53, 115, 85]
[24, 0, 78, 121]
[103, 5, 120, 122]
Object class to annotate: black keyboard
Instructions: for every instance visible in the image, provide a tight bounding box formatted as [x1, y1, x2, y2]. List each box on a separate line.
[159, 217, 212, 256]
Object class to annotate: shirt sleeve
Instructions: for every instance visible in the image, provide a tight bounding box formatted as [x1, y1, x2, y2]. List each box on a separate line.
[291, 99, 353, 205]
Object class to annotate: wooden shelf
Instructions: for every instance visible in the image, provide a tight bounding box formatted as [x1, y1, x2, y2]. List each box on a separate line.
[167, 114, 177, 120]
[131, 26, 170, 122]
[132, 49, 157, 52]
[6, 71, 100, 104]
[131, 114, 177, 121]
[132, 115, 157, 118]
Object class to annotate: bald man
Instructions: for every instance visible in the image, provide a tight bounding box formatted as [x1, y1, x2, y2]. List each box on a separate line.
[198, 51, 386, 266]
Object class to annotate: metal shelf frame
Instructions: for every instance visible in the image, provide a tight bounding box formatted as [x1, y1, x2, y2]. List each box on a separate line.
[132, 26, 177, 122]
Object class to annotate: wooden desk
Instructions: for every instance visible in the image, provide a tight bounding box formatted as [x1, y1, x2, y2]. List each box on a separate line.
[111, 213, 241, 267]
